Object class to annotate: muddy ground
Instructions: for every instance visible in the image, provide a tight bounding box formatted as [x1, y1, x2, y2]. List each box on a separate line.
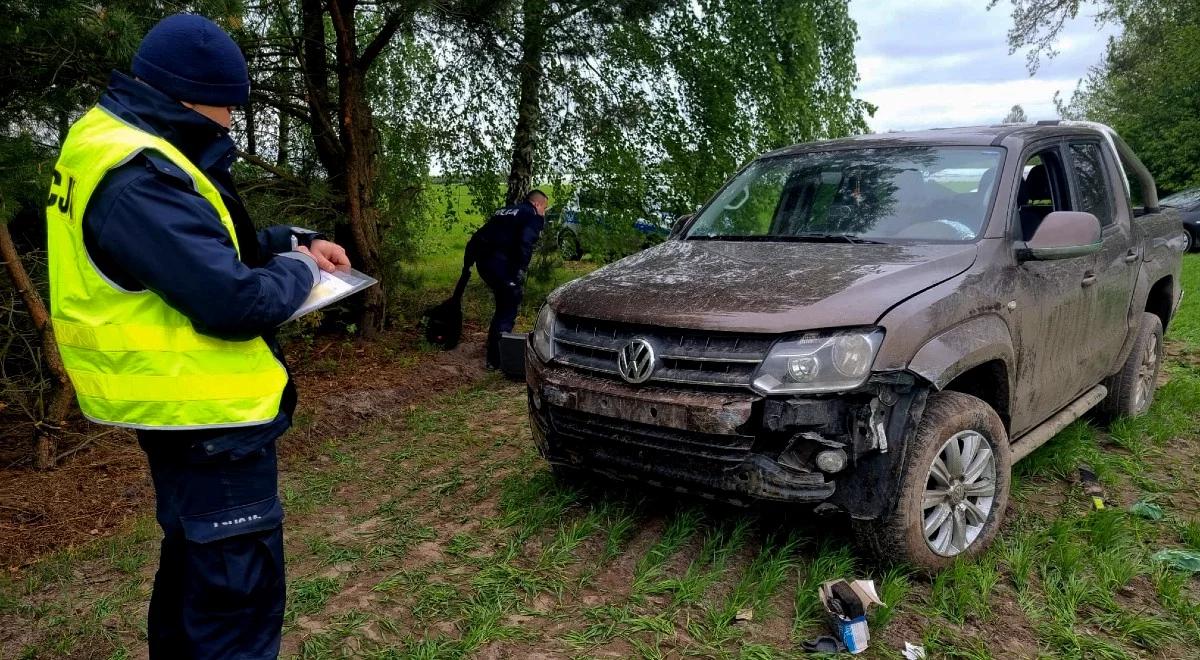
[2, 324, 1200, 658]
[0, 327, 487, 566]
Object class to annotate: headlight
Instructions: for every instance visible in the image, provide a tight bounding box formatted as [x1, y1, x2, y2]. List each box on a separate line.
[531, 305, 557, 362]
[753, 329, 884, 394]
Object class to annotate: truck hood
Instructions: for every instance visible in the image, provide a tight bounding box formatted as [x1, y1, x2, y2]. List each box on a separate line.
[550, 239, 978, 333]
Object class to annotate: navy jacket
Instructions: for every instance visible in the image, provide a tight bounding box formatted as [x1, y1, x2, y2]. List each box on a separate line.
[468, 201, 545, 279]
[83, 72, 316, 455]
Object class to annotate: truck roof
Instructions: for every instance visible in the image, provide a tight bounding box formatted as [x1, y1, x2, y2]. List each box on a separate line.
[762, 122, 1111, 158]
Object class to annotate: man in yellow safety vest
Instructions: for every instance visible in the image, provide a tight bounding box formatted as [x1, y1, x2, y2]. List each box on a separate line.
[47, 14, 348, 657]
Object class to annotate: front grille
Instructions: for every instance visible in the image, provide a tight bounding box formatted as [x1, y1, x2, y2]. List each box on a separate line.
[548, 406, 755, 463]
[554, 315, 773, 388]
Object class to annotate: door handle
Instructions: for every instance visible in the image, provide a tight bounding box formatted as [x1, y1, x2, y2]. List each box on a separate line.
[1124, 249, 1139, 263]
[1081, 273, 1097, 287]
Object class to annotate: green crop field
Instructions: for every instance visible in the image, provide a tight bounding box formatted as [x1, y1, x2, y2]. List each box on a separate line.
[4, 256, 1200, 659]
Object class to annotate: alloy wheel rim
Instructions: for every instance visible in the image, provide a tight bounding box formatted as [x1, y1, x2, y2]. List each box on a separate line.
[1135, 332, 1159, 412]
[922, 430, 997, 557]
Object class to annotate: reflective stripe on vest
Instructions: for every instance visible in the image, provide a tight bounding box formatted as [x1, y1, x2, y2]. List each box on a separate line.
[47, 106, 287, 430]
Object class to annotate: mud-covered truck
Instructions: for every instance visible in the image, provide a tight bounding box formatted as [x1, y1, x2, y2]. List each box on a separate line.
[524, 122, 1187, 571]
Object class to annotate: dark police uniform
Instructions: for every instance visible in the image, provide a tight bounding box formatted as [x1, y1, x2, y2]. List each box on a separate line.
[466, 200, 546, 367]
[80, 72, 316, 658]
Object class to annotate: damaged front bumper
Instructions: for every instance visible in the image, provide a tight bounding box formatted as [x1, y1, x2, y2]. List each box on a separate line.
[527, 354, 925, 512]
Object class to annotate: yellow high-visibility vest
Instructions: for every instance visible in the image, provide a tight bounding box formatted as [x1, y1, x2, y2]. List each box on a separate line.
[46, 106, 287, 429]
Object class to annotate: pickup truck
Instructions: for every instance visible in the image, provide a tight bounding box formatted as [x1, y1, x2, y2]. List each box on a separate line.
[524, 122, 1186, 571]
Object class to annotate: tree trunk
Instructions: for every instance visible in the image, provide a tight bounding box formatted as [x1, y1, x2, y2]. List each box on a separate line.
[56, 110, 69, 145]
[299, 0, 344, 174]
[505, 0, 547, 206]
[245, 98, 258, 157]
[328, 0, 387, 335]
[337, 70, 386, 335]
[0, 224, 73, 470]
[290, 0, 417, 335]
[276, 112, 290, 167]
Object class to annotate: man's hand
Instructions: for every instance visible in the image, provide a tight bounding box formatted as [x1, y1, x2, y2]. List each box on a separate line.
[297, 239, 351, 273]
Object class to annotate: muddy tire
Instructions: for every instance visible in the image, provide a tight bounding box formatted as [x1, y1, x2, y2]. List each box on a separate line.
[853, 391, 1011, 574]
[1099, 312, 1163, 421]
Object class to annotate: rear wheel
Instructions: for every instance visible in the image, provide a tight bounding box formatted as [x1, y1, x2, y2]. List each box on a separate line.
[1185, 229, 1198, 253]
[1099, 312, 1163, 420]
[853, 391, 1011, 574]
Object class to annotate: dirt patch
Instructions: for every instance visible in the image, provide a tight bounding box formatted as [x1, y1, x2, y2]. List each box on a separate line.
[0, 428, 146, 567]
[0, 325, 492, 567]
[1165, 339, 1200, 374]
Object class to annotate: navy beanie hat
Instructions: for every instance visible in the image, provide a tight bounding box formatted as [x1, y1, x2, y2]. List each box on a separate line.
[132, 14, 250, 106]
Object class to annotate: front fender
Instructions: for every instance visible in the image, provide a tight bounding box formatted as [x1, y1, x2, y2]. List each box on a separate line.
[907, 314, 1015, 391]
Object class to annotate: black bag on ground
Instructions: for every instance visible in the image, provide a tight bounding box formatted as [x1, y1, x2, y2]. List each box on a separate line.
[423, 298, 463, 349]
[423, 252, 473, 350]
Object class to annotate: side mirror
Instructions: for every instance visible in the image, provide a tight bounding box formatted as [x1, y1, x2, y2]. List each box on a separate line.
[671, 214, 693, 238]
[1018, 211, 1103, 261]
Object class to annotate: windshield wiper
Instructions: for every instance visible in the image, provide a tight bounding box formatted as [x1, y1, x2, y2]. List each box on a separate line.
[685, 233, 885, 244]
[785, 233, 885, 244]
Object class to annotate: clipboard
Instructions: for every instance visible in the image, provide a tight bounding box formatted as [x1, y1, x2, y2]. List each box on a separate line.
[286, 268, 378, 322]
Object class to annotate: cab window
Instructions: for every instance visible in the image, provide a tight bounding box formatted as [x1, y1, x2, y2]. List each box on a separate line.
[1015, 148, 1071, 241]
[1068, 142, 1115, 227]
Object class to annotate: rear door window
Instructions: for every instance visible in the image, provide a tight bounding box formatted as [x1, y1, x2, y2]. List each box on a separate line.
[1068, 143, 1115, 227]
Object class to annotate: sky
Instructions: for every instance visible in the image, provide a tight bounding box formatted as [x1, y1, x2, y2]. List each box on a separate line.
[849, 0, 1119, 132]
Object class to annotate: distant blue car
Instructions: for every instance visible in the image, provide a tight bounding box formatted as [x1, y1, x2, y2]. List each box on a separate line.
[553, 204, 672, 261]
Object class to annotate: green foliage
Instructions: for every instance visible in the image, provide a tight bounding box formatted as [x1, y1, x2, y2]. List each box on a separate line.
[1, 2, 230, 125]
[437, 0, 870, 237]
[0, 1, 240, 220]
[1003, 104, 1028, 123]
[1059, 1, 1200, 194]
[369, 33, 449, 280]
[1, 0, 874, 338]
[0, 135, 49, 225]
[652, 0, 873, 212]
[928, 553, 1001, 624]
[287, 576, 343, 623]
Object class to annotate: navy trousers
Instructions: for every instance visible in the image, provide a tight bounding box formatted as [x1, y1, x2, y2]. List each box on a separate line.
[138, 435, 286, 659]
[477, 257, 523, 368]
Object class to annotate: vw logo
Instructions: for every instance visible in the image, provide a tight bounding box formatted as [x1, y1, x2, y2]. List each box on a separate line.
[617, 338, 656, 384]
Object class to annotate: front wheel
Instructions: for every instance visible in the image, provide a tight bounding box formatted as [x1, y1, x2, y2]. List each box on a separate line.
[853, 391, 1011, 574]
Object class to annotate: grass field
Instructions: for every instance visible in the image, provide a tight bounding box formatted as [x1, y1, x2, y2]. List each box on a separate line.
[3, 250, 1200, 657]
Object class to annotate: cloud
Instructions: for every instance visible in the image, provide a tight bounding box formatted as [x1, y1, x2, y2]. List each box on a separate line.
[864, 78, 1076, 130]
[850, 0, 1119, 131]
